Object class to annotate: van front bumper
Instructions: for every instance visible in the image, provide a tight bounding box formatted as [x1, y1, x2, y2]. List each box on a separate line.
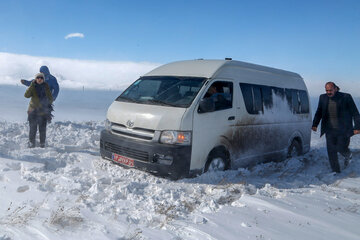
[100, 130, 192, 179]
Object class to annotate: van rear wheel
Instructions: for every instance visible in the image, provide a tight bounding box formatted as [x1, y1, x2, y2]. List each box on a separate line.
[287, 140, 301, 158]
[205, 151, 228, 172]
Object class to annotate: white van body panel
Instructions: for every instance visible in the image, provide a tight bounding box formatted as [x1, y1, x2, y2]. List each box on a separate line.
[101, 59, 312, 178]
[214, 65, 306, 89]
[144, 60, 226, 78]
[107, 101, 186, 131]
[187, 62, 310, 172]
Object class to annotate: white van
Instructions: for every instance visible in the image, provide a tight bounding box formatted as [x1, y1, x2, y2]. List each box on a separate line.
[100, 59, 311, 179]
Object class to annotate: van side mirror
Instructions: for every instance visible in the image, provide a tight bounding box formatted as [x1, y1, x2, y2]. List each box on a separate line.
[198, 98, 215, 113]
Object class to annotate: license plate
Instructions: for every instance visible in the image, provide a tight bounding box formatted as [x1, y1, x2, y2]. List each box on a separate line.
[112, 153, 134, 167]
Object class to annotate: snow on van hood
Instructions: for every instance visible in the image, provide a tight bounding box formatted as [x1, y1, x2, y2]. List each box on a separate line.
[106, 101, 187, 130]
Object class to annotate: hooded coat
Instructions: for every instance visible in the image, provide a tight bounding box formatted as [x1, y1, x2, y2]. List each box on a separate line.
[312, 91, 360, 137]
[22, 66, 60, 100]
[25, 79, 53, 116]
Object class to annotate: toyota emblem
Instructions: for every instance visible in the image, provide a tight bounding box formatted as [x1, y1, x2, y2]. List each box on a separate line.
[126, 120, 134, 128]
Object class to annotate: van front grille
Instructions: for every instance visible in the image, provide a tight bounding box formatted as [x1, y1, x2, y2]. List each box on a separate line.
[112, 130, 153, 140]
[111, 123, 155, 141]
[104, 142, 149, 162]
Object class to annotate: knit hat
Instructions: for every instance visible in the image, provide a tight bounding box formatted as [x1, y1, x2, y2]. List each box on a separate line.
[35, 73, 45, 79]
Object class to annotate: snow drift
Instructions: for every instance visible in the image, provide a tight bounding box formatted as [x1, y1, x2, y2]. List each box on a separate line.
[0, 120, 359, 239]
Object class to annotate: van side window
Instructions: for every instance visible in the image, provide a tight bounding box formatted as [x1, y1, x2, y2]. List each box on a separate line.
[262, 86, 273, 109]
[285, 89, 293, 111]
[204, 81, 233, 111]
[240, 83, 273, 114]
[241, 83, 309, 115]
[286, 89, 309, 114]
[240, 83, 254, 114]
[292, 90, 300, 113]
[285, 89, 300, 113]
[299, 90, 310, 113]
[253, 85, 263, 113]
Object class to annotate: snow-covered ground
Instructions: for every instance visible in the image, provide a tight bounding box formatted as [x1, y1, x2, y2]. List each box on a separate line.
[1, 86, 360, 239]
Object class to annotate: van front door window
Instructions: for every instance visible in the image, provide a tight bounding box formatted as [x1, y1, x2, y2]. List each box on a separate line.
[204, 81, 233, 111]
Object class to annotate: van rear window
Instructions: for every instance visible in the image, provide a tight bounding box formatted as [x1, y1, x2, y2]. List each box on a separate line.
[299, 90, 310, 113]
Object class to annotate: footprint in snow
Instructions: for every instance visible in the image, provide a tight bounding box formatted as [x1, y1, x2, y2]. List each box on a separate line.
[17, 185, 30, 193]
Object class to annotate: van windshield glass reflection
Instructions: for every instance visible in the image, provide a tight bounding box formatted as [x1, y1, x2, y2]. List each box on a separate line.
[116, 76, 206, 107]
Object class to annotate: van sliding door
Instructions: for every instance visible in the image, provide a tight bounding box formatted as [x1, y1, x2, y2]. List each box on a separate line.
[191, 80, 236, 170]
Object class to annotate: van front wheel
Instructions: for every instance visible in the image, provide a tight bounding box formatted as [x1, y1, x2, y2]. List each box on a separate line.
[205, 151, 228, 172]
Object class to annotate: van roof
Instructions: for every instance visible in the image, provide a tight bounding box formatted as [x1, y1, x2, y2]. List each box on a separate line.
[143, 59, 302, 79]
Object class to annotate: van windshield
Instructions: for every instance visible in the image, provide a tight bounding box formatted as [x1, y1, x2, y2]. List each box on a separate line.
[116, 76, 207, 108]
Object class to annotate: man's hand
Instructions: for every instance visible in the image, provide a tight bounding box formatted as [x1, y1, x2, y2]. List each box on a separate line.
[311, 127, 317, 132]
[354, 130, 360, 135]
[20, 79, 25, 84]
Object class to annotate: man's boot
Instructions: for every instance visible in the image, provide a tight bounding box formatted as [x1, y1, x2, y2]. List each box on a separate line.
[28, 141, 35, 148]
[344, 152, 352, 167]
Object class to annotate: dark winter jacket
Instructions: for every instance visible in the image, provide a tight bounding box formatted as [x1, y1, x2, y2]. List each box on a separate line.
[22, 66, 60, 100]
[25, 81, 53, 116]
[312, 92, 360, 137]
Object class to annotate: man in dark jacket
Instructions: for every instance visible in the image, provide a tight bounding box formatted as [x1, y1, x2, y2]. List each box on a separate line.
[312, 82, 360, 173]
[21, 66, 59, 101]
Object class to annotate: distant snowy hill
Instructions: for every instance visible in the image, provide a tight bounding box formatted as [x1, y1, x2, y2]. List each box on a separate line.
[0, 52, 159, 90]
[2, 52, 360, 97]
[0, 85, 119, 122]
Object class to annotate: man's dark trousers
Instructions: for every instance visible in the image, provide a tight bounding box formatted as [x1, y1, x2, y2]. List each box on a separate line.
[325, 129, 350, 173]
[29, 113, 47, 144]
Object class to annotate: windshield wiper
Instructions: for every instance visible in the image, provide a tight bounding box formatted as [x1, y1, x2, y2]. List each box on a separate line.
[116, 96, 139, 103]
[144, 99, 179, 107]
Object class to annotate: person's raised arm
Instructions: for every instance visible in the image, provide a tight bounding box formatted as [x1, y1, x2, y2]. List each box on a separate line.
[21, 79, 33, 86]
[24, 81, 35, 98]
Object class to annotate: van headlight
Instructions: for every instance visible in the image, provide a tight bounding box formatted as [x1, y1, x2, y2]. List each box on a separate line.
[160, 131, 191, 145]
[105, 119, 112, 131]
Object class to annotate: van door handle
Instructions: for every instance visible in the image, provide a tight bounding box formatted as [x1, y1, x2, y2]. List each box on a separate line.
[228, 116, 235, 120]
